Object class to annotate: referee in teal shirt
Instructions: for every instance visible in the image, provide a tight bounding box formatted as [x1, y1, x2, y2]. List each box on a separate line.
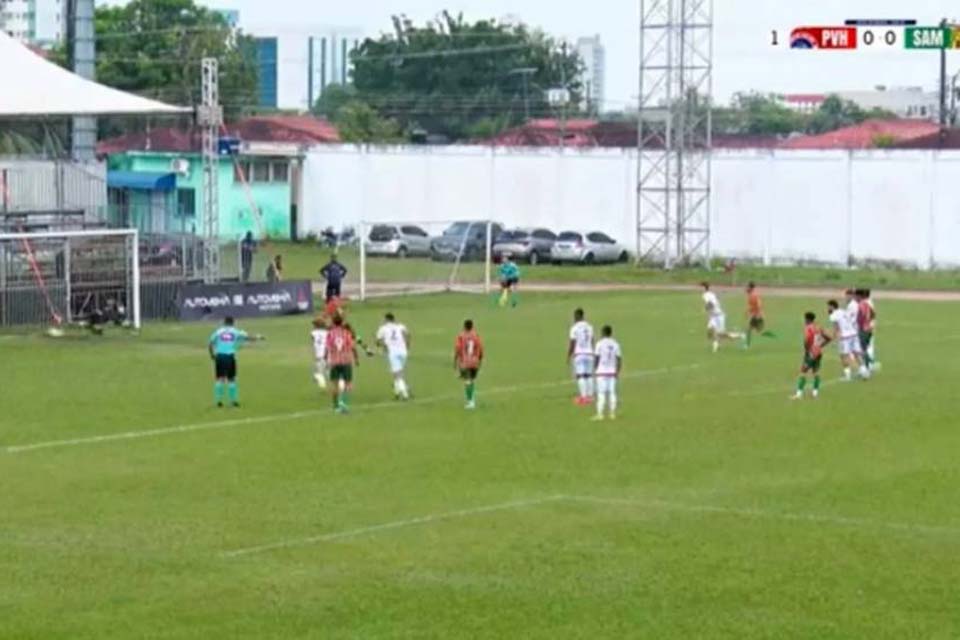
[208, 317, 264, 407]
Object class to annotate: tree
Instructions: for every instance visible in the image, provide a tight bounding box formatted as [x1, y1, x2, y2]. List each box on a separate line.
[341, 12, 582, 141]
[334, 102, 404, 143]
[807, 95, 895, 134]
[728, 92, 807, 135]
[53, 0, 258, 119]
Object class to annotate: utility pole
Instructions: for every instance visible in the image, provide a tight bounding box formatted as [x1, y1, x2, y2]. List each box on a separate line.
[69, 0, 96, 161]
[560, 41, 568, 149]
[940, 18, 948, 126]
[508, 67, 536, 122]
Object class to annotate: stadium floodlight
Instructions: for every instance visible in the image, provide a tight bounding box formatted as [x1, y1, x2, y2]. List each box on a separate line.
[0, 228, 140, 330]
[358, 220, 496, 301]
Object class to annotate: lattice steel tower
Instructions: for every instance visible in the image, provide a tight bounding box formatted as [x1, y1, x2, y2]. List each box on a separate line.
[636, 0, 713, 267]
[198, 58, 223, 283]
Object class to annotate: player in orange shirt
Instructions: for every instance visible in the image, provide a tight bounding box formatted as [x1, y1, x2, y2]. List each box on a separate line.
[325, 314, 359, 413]
[744, 281, 776, 348]
[453, 319, 484, 410]
[793, 311, 832, 400]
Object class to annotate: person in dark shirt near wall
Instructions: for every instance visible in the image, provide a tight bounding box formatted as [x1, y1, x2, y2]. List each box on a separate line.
[320, 253, 348, 301]
[240, 231, 256, 283]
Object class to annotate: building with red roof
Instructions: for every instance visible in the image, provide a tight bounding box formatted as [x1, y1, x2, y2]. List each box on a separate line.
[482, 118, 782, 149]
[779, 119, 940, 150]
[97, 115, 339, 155]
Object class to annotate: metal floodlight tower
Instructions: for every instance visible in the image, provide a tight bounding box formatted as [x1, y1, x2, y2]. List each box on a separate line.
[198, 58, 223, 284]
[636, 0, 713, 267]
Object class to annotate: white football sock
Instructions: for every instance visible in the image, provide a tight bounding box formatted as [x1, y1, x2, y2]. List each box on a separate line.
[586, 377, 595, 397]
[712, 340, 719, 353]
[577, 378, 587, 397]
[596, 393, 606, 417]
[843, 367, 851, 380]
[609, 391, 618, 415]
[314, 373, 327, 389]
[398, 378, 409, 398]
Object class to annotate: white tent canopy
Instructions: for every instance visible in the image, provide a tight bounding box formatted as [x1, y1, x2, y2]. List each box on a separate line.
[0, 31, 190, 117]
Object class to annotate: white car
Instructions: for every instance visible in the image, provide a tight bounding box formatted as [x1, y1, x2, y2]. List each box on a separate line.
[364, 224, 432, 258]
[551, 231, 630, 265]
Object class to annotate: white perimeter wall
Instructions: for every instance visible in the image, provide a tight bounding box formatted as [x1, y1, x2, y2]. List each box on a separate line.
[302, 146, 960, 269]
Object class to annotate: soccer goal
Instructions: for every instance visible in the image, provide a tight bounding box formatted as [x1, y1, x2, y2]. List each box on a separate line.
[357, 220, 497, 301]
[0, 228, 140, 330]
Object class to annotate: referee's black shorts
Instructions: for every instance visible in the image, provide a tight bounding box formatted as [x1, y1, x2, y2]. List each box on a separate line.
[326, 282, 342, 301]
[214, 354, 237, 381]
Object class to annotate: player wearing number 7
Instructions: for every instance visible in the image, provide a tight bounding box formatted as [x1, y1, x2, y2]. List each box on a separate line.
[375, 312, 411, 401]
[592, 325, 622, 421]
[454, 319, 484, 410]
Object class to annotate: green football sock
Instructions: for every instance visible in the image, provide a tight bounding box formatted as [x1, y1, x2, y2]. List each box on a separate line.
[340, 390, 350, 408]
[227, 382, 238, 404]
[214, 381, 224, 404]
[464, 383, 471, 402]
[813, 375, 821, 391]
[796, 377, 807, 392]
[467, 382, 476, 402]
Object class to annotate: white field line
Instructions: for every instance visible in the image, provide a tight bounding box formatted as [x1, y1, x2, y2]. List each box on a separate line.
[4, 364, 701, 455]
[563, 495, 960, 538]
[222, 495, 567, 558]
[222, 492, 958, 559]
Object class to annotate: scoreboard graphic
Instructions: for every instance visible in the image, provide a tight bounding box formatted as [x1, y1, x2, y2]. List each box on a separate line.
[772, 19, 960, 50]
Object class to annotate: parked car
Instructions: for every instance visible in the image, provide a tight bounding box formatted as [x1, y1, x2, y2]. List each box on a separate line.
[551, 231, 630, 264]
[431, 221, 504, 261]
[492, 228, 557, 265]
[364, 224, 432, 258]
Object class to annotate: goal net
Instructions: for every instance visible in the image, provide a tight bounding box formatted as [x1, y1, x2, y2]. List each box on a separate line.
[357, 220, 496, 300]
[0, 229, 140, 330]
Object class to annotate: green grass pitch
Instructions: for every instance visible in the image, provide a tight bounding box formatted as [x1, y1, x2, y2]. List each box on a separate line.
[2, 290, 958, 639]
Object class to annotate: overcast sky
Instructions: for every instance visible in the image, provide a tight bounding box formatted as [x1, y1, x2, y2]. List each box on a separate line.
[194, 0, 960, 108]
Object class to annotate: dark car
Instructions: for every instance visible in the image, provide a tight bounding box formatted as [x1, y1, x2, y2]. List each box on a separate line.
[492, 228, 557, 265]
[430, 221, 504, 262]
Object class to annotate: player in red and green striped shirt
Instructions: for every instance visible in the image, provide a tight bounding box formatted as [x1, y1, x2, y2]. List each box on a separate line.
[793, 312, 832, 400]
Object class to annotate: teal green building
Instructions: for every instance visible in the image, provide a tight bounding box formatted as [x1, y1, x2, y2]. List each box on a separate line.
[106, 151, 298, 241]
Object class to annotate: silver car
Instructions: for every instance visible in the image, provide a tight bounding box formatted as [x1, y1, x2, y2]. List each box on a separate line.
[364, 224, 432, 258]
[551, 231, 630, 265]
[492, 228, 557, 265]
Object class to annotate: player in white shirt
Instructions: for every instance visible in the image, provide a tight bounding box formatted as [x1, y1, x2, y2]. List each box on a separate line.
[310, 316, 329, 390]
[592, 325, 622, 421]
[827, 299, 869, 381]
[567, 308, 595, 405]
[701, 282, 743, 353]
[375, 312, 411, 400]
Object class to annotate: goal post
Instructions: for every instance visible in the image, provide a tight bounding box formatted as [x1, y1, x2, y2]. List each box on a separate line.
[0, 228, 141, 330]
[357, 220, 496, 301]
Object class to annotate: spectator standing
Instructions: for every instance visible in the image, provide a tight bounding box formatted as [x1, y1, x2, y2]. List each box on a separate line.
[320, 253, 348, 301]
[240, 231, 257, 283]
[266, 255, 283, 283]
